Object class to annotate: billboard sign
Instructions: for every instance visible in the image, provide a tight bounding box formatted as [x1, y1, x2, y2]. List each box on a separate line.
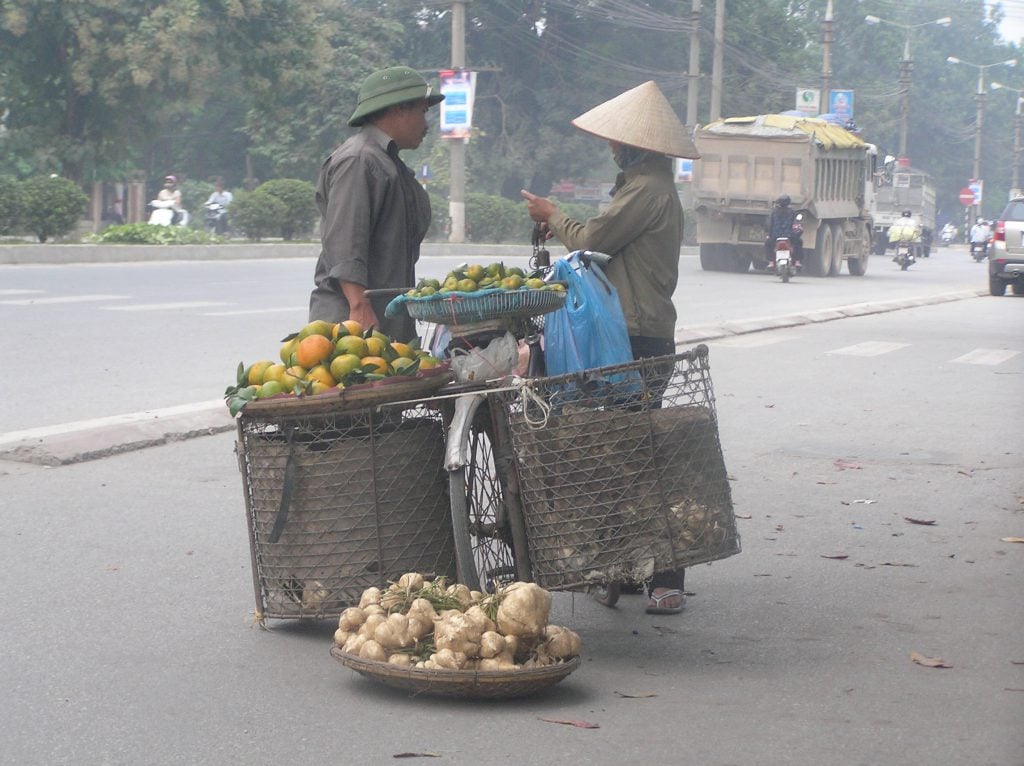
[439, 70, 476, 140]
[796, 88, 820, 116]
[829, 89, 854, 121]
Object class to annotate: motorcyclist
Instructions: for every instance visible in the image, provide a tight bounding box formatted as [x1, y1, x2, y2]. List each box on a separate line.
[203, 177, 233, 234]
[150, 175, 189, 226]
[765, 194, 802, 269]
[888, 209, 921, 260]
[941, 221, 957, 244]
[969, 219, 991, 256]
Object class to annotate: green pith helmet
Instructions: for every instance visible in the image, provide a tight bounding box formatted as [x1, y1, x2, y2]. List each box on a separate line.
[348, 67, 445, 127]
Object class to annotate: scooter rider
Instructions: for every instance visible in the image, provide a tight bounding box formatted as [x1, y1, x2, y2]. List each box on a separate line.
[765, 194, 802, 269]
[204, 177, 233, 234]
[888, 209, 921, 259]
[969, 218, 991, 256]
[150, 175, 189, 226]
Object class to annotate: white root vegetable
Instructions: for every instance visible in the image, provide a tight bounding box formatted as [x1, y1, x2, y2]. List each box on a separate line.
[478, 651, 518, 671]
[358, 613, 387, 638]
[387, 653, 413, 667]
[445, 583, 473, 609]
[406, 598, 437, 629]
[380, 590, 406, 611]
[373, 612, 416, 650]
[464, 605, 497, 634]
[358, 639, 387, 662]
[469, 590, 485, 605]
[397, 572, 425, 592]
[362, 604, 386, 617]
[433, 611, 484, 656]
[543, 625, 582, 659]
[496, 582, 552, 638]
[337, 606, 366, 632]
[430, 649, 469, 670]
[407, 616, 432, 641]
[358, 587, 382, 608]
[333, 628, 351, 646]
[343, 633, 368, 655]
[478, 631, 507, 659]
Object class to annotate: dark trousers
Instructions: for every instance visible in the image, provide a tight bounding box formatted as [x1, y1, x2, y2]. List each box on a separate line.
[629, 335, 686, 593]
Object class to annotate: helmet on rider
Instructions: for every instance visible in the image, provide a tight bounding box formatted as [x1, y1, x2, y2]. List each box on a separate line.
[901, 209, 912, 217]
[776, 195, 791, 208]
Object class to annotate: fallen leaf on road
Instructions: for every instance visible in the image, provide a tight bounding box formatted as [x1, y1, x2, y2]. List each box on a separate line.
[539, 717, 600, 729]
[614, 691, 658, 698]
[821, 554, 849, 560]
[393, 753, 441, 759]
[834, 459, 862, 471]
[652, 625, 680, 635]
[880, 561, 918, 567]
[1011, 660, 1024, 665]
[1001, 537, 1024, 543]
[911, 651, 952, 669]
[904, 517, 937, 526]
[957, 469, 973, 478]
[735, 513, 752, 519]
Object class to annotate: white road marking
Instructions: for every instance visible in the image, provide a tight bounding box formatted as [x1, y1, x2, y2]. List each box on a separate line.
[103, 301, 232, 311]
[0, 294, 129, 305]
[951, 348, 1022, 366]
[202, 307, 304, 316]
[712, 333, 801, 348]
[0, 400, 225, 447]
[0, 289, 45, 295]
[827, 341, 910, 357]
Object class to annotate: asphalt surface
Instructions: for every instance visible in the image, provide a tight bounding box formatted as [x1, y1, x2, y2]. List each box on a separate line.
[0, 243, 984, 467]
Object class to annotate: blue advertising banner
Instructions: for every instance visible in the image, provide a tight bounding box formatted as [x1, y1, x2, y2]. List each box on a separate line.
[439, 70, 476, 140]
[829, 89, 854, 120]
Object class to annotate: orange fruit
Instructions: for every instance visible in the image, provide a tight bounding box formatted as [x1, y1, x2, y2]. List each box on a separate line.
[364, 336, 387, 356]
[360, 356, 389, 374]
[282, 365, 308, 392]
[391, 357, 417, 374]
[306, 364, 336, 387]
[309, 381, 332, 395]
[295, 334, 334, 368]
[330, 353, 362, 380]
[418, 355, 439, 370]
[280, 337, 300, 364]
[335, 335, 368, 358]
[340, 319, 363, 337]
[256, 380, 285, 398]
[390, 342, 415, 360]
[262, 363, 287, 385]
[246, 360, 275, 386]
[297, 320, 334, 340]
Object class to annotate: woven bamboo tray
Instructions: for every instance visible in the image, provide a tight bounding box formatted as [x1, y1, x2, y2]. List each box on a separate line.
[330, 646, 581, 699]
[241, 367, 453, 419]
[394, 288, 566, 325]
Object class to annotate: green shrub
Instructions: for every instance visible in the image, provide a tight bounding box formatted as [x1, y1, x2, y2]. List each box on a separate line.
[86, 223, 221, 245]
[256, 178, 316, 239]
[0, 174, 22, 234]
[465, 193, 528, 243]
[426, 191, 449, 240]
[559, 201, 600, 223]
[17, 175, 89, 242]
[229, 189, 288, 241]
[179, 179, 215, 220]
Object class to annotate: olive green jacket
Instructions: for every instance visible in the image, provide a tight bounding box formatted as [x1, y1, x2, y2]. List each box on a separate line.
[547, 156, 683, 339]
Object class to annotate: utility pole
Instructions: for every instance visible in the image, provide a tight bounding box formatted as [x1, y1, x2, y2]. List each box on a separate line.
[686, 0, 701, 128]
[821, 0, 833, 102]
[898, 34, 912, 158]
[709, 0, 724, 121]
[448, 1, 467, 243]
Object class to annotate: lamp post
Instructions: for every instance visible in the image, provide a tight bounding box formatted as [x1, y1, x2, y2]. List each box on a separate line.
[947, 56, 1018, 224]
[864, 14, 951, 160]
[991, 82, 1024, 196]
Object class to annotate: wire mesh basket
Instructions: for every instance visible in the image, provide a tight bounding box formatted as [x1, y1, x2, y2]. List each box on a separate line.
[495, 345, 740, 591]
[395, 288, 566, 325]
[235, 400, 455, 620]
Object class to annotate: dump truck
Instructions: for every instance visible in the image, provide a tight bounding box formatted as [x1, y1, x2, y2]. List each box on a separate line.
[691, 114, 877, 276]
[871, 161, 936, 257]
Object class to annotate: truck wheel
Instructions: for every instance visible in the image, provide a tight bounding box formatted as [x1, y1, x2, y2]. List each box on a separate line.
[808, 225, 833, 277]
[731, 254, 752, 272]
[699, 244, 722, 271]
[830, 226, 845, 276]
[847, 255, 868, 276]
[873, 232, 888, 256]
[990, 276, 1007, 296]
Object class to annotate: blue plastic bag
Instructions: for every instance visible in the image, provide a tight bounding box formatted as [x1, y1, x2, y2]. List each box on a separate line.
[544, 251, 634, 376]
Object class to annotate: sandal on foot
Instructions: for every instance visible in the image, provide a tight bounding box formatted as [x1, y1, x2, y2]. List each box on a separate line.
[646, 588, 685, 615]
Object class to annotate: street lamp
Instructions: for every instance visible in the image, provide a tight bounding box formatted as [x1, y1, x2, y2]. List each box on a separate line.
[864, 14, 951, 159]
[991, 82, 1024, 196]
[947, 56, 1018, 224]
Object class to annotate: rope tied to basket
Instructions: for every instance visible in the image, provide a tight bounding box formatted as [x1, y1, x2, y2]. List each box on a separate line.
[514, 377, 551, 429]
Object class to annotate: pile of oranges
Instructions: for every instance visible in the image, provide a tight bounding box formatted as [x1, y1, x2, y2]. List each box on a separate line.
[225, 319, 443, 413]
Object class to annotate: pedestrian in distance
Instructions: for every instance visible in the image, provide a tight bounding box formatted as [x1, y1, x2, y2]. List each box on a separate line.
[521, 80, 700, 616]
[308, 65, 444, 342]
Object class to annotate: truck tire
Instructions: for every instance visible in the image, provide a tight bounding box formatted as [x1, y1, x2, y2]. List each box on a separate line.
[847, 225, 870, 276]
[731, 253, 752, 272]
[808, 225, 833, 277]
[830, 225, 845, 276]
[699, 244, 722, 271]
[873, 231, 888, 256]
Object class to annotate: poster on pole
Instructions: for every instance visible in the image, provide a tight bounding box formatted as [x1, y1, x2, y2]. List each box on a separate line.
[439, 70, 476, 140]
[795, 88, 820, 116]
[828, 89, 854, 121]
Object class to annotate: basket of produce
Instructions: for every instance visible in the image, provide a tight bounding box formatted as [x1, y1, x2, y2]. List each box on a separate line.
[495, 345, 741, 591]
[224, 319, 450, 419]
[385, 262, 566, 326]
[330, 574, 582, 699]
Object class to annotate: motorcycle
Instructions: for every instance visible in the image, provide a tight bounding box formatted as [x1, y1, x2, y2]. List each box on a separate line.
[893, 240, 916, 270]
[970, 240, 988, 262]
[771, 214, 803, 282]
[940, 226, 956, 247]
[204, 202, 228, 235]
[147, 198, 189, 227]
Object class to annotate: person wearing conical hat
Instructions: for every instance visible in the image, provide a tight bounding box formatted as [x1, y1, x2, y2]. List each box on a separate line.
[309, 66, 444, 341]
[522, 81, 698, 616]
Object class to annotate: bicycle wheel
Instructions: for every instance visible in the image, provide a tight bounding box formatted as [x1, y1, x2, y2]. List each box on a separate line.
[449, 401, 518, 592]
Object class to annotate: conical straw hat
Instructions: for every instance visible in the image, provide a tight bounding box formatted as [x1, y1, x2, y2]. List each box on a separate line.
[571, 81, 700, 159]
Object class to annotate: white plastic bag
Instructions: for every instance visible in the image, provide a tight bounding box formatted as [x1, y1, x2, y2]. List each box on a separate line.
[451, 331, 519, 383]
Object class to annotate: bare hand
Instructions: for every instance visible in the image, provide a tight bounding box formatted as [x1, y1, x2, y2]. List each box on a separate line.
[521, 189, 557, 223]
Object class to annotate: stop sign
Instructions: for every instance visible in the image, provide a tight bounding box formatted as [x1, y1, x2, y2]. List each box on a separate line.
[959, 187, 975, 206]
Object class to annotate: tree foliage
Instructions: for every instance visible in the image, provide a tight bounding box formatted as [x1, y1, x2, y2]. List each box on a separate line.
[17, 175, 89, 242]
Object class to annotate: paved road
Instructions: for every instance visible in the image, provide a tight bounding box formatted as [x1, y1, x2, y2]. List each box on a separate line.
[2, 295, 1020, 765]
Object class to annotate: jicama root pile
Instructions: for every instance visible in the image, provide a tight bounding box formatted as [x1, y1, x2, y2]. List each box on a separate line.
[334, 573, 582, 671]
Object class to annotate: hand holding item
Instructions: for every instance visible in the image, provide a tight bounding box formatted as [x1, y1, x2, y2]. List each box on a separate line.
[521, 189, 557, 224]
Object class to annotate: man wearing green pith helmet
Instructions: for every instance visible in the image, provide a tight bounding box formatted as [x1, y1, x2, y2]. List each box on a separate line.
[309, 66, 444, 341]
